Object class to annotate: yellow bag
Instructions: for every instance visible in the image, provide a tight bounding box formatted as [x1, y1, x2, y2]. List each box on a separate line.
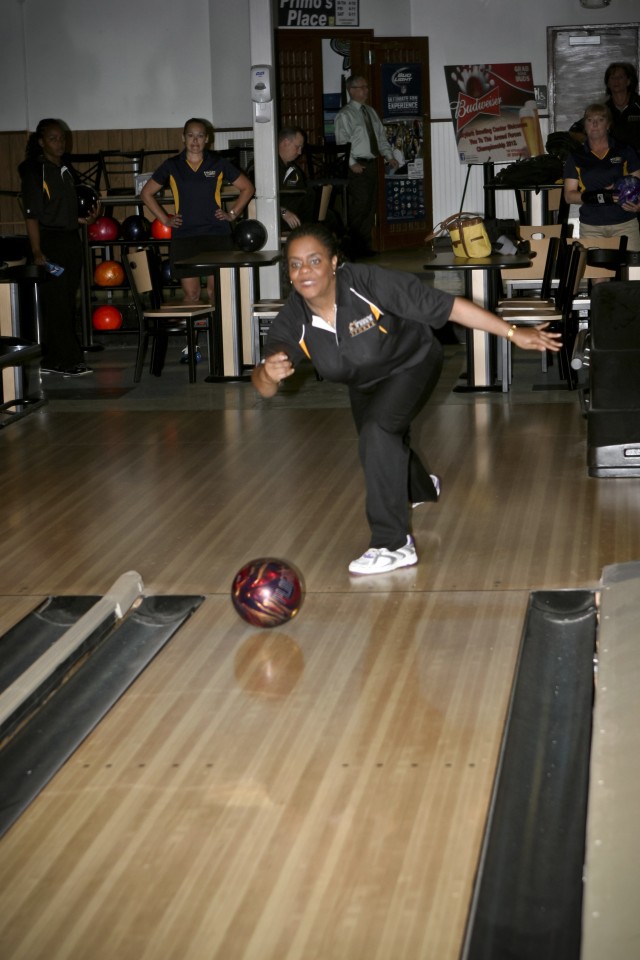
[425, 212, 492, 259]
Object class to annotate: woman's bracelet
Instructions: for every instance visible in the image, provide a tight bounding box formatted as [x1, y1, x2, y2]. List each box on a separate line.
[506, 324, 517, 340]
[230, 209, 237, 219]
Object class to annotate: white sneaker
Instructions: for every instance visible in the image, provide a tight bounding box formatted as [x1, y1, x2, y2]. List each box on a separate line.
[348, 536, 417, 576]
[412, 474, 441, 509]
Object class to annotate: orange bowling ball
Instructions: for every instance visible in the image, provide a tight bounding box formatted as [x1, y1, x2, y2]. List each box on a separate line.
[94, 260, 125, 286]
[92, 305, 123, 330]
[151, 218, 172, 239]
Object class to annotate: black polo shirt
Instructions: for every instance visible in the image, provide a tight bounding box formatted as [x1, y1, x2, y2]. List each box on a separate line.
[265, 262, 454, 388]
[564, 138, 640, 225]
[21, 159, 79, 231]
[151, 150, 241, 237]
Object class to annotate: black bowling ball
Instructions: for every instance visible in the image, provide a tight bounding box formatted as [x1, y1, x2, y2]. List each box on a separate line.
[121, 215, 151, 241]
[75, 184, 100, 217]
[233, 218, 268, 253]
[160, 258, 175, 285]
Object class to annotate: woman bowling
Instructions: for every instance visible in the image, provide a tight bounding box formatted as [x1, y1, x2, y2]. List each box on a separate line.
[19, 118, 100, 377]
[251, 223, 562, 576]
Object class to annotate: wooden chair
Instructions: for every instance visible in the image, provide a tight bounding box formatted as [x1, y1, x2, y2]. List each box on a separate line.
[500, 223, 573, 299]
[498, 236, 564, 309]
[123, 249, 219, 383]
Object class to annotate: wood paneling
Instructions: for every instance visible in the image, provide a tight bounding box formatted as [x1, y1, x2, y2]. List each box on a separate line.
[0, 127, 250, 235]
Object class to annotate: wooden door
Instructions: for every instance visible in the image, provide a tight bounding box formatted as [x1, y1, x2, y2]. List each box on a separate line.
[276, 31, 431, 250]
[354, 36, 431, 250]
[276, 30, 373, 144]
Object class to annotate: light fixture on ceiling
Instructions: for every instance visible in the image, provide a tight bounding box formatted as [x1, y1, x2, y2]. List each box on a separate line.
[579, 0, 611, 8]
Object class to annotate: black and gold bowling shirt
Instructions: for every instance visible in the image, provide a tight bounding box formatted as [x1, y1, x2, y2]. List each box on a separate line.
[265, 262, 454, 388]
[21, 159, 79, 231]
[150, 150, 241, 238]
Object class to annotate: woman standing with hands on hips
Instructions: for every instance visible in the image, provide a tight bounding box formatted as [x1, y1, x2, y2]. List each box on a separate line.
[141, 118, 254, 306]
[19, 118, 100, 377]
[252, 223, 562, 576]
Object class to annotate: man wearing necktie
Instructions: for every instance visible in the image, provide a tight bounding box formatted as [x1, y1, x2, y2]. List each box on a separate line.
[335, 74, 399, 258]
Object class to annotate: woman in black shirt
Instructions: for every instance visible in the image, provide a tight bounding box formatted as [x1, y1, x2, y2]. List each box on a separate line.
[19, 119, 99, 376]
[252, 224, 562, 575]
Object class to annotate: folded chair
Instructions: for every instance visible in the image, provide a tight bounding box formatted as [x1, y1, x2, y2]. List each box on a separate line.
[123, 249, 219, 383]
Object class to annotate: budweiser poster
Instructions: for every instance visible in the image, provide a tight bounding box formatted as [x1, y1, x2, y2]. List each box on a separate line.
[444, 63, 544, 164]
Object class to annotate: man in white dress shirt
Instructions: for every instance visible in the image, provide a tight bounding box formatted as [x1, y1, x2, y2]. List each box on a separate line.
[334, 75, 398, 257]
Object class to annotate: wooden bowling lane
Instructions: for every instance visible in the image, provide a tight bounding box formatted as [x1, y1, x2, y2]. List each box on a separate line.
[0, 588, 525, 960]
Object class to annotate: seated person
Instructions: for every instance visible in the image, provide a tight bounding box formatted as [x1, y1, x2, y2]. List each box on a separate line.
[278, 127, 316, 230]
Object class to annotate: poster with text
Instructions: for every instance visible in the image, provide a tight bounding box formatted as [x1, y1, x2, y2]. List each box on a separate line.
[445, 63, 544, 164]
[381, 63, 425, 222]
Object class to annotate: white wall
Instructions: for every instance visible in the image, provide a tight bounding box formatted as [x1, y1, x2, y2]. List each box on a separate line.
[411, 0, 640, 118]
[1, 0, 637, 226]
[0, 0, 411, 133]
[2, 0, 637, 132]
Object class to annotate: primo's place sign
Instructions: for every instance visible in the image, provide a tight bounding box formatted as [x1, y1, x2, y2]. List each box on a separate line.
[278, 0, 359, 28]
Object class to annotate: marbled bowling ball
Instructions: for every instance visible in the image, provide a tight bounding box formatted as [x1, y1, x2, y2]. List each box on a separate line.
[94, 259, 125, 286]
[615, 176, 640, 206]
[231, 558, 303, 628]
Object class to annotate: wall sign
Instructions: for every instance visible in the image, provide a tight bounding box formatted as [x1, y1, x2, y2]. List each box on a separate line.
[278, 0, 359, 28]
[444, 63, 544, 164]
[381, 63, 425, 223]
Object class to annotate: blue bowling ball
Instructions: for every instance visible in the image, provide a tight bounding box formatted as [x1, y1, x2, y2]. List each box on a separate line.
[615, 176, 640, 205]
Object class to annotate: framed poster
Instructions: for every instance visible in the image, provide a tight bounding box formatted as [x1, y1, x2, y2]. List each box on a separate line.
[444, 63, 544, 164]
[381, 63, 426, 223]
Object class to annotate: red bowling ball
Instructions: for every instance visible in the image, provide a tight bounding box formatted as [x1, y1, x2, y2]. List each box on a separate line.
[92, 305, 123, 330]
[88, 216, 120, 242]
[151, 218, 172, 239]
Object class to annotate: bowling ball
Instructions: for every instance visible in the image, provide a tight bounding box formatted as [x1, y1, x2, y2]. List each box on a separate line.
[151, 218, 172, 239]
[233, 218, 268, 253]
[121, 215, 151, 241]
[76, 184, 100, 218]
[615, 175, 640, 205]
[160, 258, 174, 285]
[88, 215, 120, 241]
[92, 305, 123, 330]
[231, 558, 303, 628]
[94, 259, 125, 286]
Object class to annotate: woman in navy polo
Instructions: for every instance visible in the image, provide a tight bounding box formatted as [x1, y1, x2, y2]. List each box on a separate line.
[563, 103, 640, 250]
[141, 118, 254, 305]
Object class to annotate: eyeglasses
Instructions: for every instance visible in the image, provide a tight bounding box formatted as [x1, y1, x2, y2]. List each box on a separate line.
[351, 85, 369, 89]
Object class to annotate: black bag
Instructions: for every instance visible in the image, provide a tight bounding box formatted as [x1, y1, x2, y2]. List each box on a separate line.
[483, 217, 530, 256]
[490, 155, 564, 188]
[546, 131, 584, 161]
